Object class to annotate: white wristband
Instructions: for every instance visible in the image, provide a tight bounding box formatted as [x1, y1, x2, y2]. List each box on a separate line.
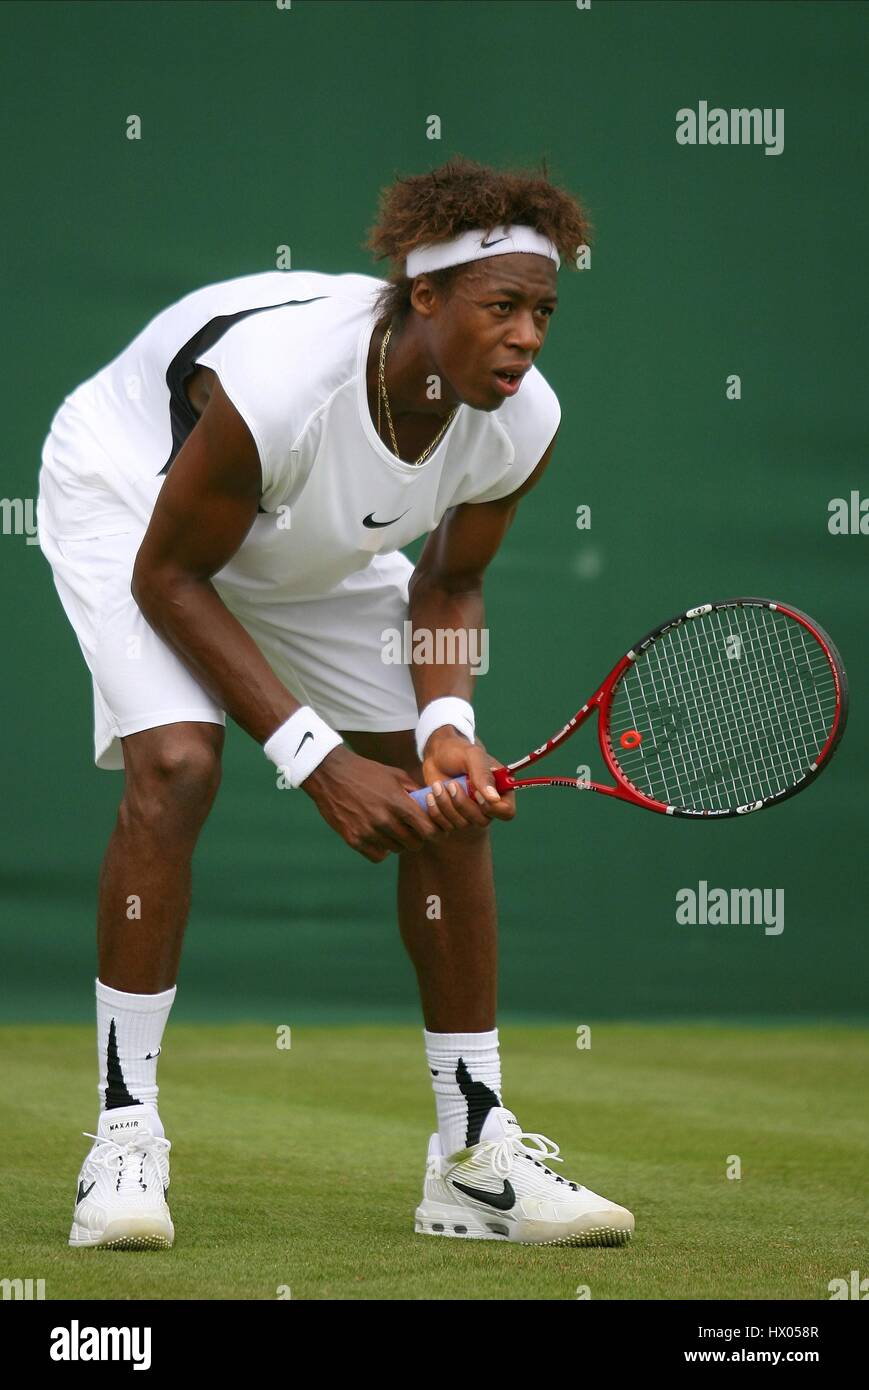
[415, 697, 475, 762]
[264, 707, 343, 788]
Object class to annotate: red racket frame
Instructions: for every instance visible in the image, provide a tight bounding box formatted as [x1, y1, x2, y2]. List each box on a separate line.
[484, 598, 848, 818]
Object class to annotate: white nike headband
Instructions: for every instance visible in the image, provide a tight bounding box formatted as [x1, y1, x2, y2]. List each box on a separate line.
[405, 224, 561, 278]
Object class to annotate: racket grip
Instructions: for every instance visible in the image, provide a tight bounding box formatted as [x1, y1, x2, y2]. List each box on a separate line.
[408, 767, 514, 808]
[408, 775, 471, 808]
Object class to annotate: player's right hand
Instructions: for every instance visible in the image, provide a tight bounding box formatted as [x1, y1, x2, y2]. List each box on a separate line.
[300, 744, 441, 862]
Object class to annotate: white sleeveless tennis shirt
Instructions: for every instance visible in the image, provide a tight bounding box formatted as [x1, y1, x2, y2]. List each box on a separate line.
[56, 270, 561, 601]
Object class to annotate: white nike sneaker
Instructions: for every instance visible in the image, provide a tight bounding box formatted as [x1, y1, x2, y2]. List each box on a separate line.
[68, 1103, 174, 1250]
[414, 1106, 634, 1246]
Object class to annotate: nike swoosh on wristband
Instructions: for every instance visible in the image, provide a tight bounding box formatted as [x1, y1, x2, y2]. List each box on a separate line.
[450, 1178, 516, 1211]
[480, 235, 509, 248]
[363, 511, 410, 528]
[295, 731, 314, 756]
[76, 1180, 96, 1207]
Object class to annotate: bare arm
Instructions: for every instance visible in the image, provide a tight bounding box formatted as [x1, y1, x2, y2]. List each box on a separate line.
[132, 376, 299, 743]
[409, 425, 559, 709]
[132, 378, 437, 861]
[408, 427, 559, 826]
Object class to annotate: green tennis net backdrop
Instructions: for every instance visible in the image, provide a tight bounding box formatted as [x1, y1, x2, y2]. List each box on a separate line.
[1, 1, 866, 1022]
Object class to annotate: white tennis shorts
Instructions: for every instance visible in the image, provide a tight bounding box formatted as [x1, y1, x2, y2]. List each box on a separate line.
[37, 402, 419, 770]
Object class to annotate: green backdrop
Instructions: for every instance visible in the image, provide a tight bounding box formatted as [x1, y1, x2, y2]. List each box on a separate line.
[1, 0, 866, 1022]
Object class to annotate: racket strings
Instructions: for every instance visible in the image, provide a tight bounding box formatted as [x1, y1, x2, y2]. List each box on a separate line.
[607, 605, 838, 812]
[675, 614, 808, 795]
[661, 611, 827, 804]
[653, 610, 829, 805]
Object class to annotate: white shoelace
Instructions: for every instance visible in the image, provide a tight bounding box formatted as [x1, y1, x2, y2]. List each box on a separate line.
[489, 1129, 562, 1175]
[477, 1129, 580, 1192]
[81, 1131, 171, 1196]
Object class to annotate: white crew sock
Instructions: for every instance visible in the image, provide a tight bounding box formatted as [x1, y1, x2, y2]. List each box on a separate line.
[95, 978, 176, 1112]
[423, 1027, 502, 1158]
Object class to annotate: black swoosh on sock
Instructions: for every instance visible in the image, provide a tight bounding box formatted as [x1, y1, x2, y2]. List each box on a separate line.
[456, 1056, 501, 1147]
[105, 1018, 142, 1111]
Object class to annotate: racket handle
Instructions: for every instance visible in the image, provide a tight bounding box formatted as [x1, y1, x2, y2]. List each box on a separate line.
[408, 775, 471, 808]
[408, 767, 513, 808]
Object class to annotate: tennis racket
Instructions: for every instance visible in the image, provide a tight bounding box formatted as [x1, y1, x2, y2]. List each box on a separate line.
[409, 598, 848, 818]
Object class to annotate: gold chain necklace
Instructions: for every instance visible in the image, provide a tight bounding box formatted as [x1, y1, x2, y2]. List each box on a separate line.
[377, 323, 458, 466]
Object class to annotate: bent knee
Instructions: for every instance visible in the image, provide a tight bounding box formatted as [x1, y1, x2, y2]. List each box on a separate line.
[120, 724, 223, 829]
[149, 732, 222, 788]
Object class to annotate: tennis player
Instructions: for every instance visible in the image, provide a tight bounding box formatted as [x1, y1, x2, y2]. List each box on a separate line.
[38, 156, 634, 1249]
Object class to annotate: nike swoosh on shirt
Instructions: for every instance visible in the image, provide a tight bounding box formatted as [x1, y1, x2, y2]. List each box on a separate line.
[363, 511, 410, 529]
[450, 1178, 516, 1211]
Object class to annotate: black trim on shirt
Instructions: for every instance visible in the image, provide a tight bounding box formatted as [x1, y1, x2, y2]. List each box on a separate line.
[158, 298, 328, 507]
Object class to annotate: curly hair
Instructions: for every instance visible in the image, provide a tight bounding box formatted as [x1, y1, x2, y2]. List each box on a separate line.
[362, 154, 593, 328]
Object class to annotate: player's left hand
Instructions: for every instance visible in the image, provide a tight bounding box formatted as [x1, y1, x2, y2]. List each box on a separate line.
[421, 732, 516, 830]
